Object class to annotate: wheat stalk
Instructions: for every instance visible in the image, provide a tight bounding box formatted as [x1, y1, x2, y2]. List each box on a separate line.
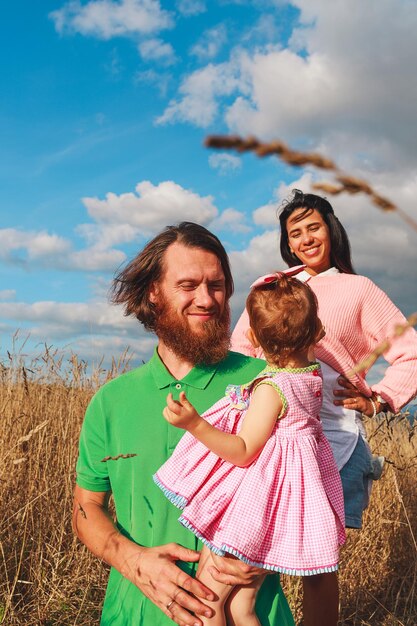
[100, 453, 137, 462]
[205, 134, 417, 232]
[392, 471, 417, 554]
[17, 420, 48, 444]
[347, 312, 417, 376]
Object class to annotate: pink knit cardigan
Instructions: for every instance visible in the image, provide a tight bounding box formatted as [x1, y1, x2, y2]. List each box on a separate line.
[231, 273, 417, 413]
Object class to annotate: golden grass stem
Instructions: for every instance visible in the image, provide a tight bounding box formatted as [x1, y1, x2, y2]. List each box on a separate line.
[364, 590, 406, 626]
[205, 134, 417, 233]
[392, 471, 417, 554]
[346, 312, 417, 377]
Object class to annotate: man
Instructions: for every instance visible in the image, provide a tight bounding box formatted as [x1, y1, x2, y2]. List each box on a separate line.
[73, 222, 294, 626]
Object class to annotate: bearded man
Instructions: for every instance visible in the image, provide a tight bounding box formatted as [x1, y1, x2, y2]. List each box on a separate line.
[73, 222, 294, 626]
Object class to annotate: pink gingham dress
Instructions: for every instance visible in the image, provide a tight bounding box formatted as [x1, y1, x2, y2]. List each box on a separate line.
[154, 364, 346, 575]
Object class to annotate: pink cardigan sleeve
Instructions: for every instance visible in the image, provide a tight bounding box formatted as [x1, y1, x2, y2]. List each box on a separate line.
[231, 308, 265, 359]
[311, 275, 417, 412]
[371, 326, 417, 412]
[365, 291, 417, 412]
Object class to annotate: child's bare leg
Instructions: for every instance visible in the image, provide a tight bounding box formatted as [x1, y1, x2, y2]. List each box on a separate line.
[196, 546, 235, 626]
[303, 572, 339, 626]
[225, 573, 266, 626]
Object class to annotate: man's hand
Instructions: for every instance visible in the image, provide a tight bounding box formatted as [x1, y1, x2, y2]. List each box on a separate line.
[207, 551, 266, 586]
[163, 392, 201, 430]
[73, 486, 215, 626]
[128, 543, 215, 625]
[333, 376, 379, 417]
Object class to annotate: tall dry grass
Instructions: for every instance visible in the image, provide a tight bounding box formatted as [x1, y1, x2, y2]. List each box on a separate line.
[0, 345, 416, 625]
[282, 409, 417, 625]
[0, 343, 129, 625]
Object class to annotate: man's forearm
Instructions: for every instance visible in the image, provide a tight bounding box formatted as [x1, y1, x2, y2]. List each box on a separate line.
[72, 490, 144, 582]
[72, 485, 216, 625]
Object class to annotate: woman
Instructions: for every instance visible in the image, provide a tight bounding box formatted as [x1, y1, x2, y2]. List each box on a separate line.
[231, 189, 417, 626]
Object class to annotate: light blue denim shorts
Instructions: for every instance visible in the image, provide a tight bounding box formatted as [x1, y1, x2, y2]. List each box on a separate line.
[340, 435, 374, 529]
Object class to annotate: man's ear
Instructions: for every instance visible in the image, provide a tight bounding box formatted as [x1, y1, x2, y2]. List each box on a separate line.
[246, 327, 260, 349]
[148, 282, 159, 304]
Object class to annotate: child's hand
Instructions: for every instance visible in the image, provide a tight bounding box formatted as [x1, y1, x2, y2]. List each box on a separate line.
[163, 391, 201, 431]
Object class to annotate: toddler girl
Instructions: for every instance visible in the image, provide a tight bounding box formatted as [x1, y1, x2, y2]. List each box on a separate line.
[154, 270, 345, 626]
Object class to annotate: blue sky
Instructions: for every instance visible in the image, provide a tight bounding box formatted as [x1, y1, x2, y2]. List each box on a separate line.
[1, 0, 417, 380]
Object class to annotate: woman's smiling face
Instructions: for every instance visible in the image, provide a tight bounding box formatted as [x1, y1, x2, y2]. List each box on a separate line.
[286, 208, 332, 276]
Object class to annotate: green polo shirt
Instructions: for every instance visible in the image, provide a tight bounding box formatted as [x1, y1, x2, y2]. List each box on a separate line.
[76, 349, 294, 626]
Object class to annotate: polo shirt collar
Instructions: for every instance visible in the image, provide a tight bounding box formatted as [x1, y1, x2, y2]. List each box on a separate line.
[149, 347, 218, 390]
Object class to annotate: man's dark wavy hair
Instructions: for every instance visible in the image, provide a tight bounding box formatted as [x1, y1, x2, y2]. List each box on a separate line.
[279, 189, 356, 274]
[110, 221, 234, 331]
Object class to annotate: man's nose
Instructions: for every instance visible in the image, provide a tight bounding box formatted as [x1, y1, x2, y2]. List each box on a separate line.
[194, 284, 214, 308]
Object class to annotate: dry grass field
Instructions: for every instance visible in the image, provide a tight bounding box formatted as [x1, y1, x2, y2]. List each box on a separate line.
[0, 345, 416, 625]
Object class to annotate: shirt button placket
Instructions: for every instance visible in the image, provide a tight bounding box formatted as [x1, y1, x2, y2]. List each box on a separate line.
[168, 383, 185, 451]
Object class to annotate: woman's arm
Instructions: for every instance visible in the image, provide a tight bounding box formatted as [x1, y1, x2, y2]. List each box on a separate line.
[333, 377, 388, 416]
[353, 281, 417, 412]
[163, 385, 282, 467]
[312, 274, 417, 413]
[370, 322, 417, 412]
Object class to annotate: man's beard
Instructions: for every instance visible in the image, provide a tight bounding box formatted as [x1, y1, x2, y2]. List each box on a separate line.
[154, 297, 231, 365]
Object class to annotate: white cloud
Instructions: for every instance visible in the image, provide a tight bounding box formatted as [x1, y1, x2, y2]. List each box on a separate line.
[0, 227, 125, 273]
[252, 172, 314, 226]
[139, 38, 176, 64]
[0, 290, 16, 301]
[70, 334, 156, 367]
[0, 229, 71, 263]
[232, 2, 417, 164]
[0, 299, 157, 367]
[210, 208, 250, 233]
[0, 300, 133, 338]
[176, 0, 206, 16]
[82, 180, 219, 232]
[252, 202, 278, 228]
[28, 232, 72, 259]
[158, 0, 417, 171]
[76, 222, 139, 248]
[208, 152, 242, 175]
[225, 48, 341, 138]
[156, 61, 241, 127]
[69, 248, 127, 271]
[190, 24, 227, 61]
[135, 69, 172, 96]
[50, 0, 174, 39]
[241, 12, 280, 44]
[229, 229, 280, 314]
[104, 48, 123, 77]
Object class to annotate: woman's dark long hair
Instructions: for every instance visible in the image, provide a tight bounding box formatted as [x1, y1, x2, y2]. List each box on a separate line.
[279, 189, 356, 274]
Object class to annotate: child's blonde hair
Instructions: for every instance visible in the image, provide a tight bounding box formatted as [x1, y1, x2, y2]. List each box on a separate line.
[246, 274, 321, 367]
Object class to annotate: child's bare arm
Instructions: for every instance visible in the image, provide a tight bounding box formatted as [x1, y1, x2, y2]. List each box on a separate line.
[163, 387, 282, 467]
